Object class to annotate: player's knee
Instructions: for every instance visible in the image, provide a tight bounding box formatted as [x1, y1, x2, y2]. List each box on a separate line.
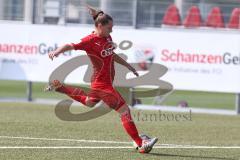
[119, 106, 133, 123]
[116, 103, 129, 114]
[108, 99, 126, 111]
[85, 97, 99, 108]
[85, 100, 97, 108]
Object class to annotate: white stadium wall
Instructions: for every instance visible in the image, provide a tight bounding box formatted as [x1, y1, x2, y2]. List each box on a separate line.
[0, 23, 240, 93]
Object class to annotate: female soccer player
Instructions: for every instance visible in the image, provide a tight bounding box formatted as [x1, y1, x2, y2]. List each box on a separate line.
[46, 5, 158, 153]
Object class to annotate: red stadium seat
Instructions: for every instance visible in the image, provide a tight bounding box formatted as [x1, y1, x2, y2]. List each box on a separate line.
[162, 4, 181, 26]
[227, 8, 240, 29]
[205, 7, 225, 28]
[183, 6, 202, 27]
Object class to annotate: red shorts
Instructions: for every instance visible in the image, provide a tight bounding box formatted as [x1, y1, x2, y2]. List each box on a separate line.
[88, 83, 126, 111]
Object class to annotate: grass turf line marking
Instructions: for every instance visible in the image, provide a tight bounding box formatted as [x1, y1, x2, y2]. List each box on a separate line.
[0, 136, 240, 149]
[0, 136, 131, 144]
[0, 146, 240, 149]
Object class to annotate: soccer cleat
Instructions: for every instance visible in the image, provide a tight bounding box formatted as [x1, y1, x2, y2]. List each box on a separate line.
[133, 134, 151, 150]
[44, 80, 63, 92]
[138, 137, 158, 153]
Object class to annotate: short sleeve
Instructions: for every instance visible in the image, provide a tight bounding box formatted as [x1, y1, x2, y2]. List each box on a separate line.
[108, 35, 113, 42]
[108, 36, 116, 50]
[71, 36, 91, 51]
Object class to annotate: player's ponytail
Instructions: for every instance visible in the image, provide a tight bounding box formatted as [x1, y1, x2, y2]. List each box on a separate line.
[93, 10, 104, 20]
[86, 4, 113, 27]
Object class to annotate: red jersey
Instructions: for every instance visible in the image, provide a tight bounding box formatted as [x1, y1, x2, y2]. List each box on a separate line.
[71, 32, 116, 86]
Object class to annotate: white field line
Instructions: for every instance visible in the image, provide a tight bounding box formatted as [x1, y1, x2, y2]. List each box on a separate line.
[0, 136, 131, 144]
[0, 146, 240, 149]
[0, 136, 240, 149]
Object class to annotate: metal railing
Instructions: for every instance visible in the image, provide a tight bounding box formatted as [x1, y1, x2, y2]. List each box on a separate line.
[0, 0, 239, 29]
[0, 0, 25, 21]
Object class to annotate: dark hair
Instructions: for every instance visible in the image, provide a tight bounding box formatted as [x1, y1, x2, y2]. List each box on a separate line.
[93, 11, 113, 27]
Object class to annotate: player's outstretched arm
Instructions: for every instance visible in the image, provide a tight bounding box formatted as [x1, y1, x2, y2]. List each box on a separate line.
[113, 53, 139, 77]
[48, 44, 74, 60]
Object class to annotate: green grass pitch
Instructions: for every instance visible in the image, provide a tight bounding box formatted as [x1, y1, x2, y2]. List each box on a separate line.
[0, 102, 239, 160]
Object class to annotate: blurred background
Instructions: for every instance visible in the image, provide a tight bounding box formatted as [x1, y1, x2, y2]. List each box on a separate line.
[0, 0, 239, 27]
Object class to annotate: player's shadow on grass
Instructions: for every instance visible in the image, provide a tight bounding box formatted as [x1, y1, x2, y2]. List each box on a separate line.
[148, 153, 236, 160]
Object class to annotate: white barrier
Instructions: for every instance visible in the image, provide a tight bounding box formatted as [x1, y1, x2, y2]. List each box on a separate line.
[0, 23, 240, 93]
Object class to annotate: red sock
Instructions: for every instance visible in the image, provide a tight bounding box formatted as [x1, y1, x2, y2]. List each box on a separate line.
[56, 85, 87, 105]
[120, 109, 142, 147]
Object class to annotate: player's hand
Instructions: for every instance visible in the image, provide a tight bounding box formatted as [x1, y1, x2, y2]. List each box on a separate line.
[132, 70, 139, 77]
[48, 51, 58, 61]
[130, 67, 139, 77]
